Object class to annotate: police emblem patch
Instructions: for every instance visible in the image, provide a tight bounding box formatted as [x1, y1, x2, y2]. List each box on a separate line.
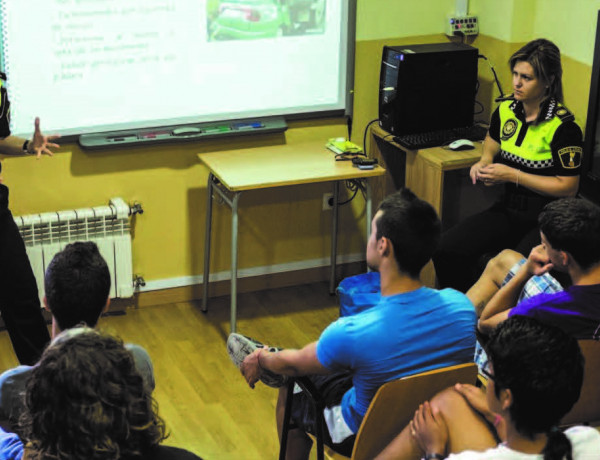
[501, 119, 518, 140]
[558, 146, 582, 169]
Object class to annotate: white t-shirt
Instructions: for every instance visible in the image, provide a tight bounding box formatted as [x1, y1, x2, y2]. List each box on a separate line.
[447, 426, 600, 459]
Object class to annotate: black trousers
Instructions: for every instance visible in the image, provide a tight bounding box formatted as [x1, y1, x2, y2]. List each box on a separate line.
[0, 184, 50, 364]
[433, 200, 544, 293]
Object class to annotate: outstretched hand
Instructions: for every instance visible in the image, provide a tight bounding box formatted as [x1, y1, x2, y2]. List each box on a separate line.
[410, 401, 448, 456]
[29, 117, 60, 158]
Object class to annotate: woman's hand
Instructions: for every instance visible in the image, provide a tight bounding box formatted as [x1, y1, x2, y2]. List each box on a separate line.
[476, 163, 517, 186]
[410, 401, 448, 456]
[28, 117, 60, 158]
[469, 160, 491, 184]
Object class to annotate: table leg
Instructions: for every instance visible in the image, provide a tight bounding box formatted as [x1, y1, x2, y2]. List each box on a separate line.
[329, 181, 339, 295]
[230, 193, 240, 333]
[202, 174, 215, 312]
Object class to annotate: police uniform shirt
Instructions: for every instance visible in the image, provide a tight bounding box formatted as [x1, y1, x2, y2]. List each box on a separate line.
[488, 98, 582, 181]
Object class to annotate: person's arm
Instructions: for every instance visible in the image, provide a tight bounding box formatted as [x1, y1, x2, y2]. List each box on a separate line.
[240, 342, 330, 389]
[477, 120, 582, 197]
[476, 165, 578, 197]
[0, 118, 59, 158]
[478, 245, 552, 335]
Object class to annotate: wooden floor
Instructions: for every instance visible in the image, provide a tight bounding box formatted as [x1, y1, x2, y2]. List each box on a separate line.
[0, 282, 340, 460]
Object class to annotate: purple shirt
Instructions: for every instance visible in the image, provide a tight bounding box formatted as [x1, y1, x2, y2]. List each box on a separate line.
[509, 284, 600, 339]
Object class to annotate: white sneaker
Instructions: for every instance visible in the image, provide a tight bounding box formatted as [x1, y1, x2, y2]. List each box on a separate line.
[227, 333, 289, 388]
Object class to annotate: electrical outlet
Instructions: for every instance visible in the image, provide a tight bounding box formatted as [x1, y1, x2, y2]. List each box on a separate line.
[445, 15, 479, 36]
[322, 193, 334, 211]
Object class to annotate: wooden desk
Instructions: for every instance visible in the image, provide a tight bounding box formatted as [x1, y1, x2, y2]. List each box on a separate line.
[198, 141, 385, 332]
[369, 125, 483, 285]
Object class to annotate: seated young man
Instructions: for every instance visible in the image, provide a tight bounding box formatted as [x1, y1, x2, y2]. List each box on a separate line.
[0, 242, 154, 429]
[375, 316, 600, 459]
[227, 189, 477, 459]
[466, 197, 600, 338]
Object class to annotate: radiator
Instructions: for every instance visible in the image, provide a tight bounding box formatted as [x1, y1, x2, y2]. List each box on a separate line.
[14, 197, 136, 300]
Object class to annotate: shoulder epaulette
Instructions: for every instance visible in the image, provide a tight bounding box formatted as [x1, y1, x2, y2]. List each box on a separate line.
[554, 105, 575, 123]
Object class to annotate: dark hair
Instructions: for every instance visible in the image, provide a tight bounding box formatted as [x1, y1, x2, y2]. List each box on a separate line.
[509, 38, 563, 103]
[22, 329, 166, 460]
[538, 197, 600, 270]
[486, 316, 583, 460]
[44, 242, 111, 329]
[375, 188, 441, 278]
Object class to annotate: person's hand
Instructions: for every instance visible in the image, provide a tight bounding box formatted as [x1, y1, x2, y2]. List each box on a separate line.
[453, 383, 492, 419]
[523, 244, 553, 277]
[410, 401, 448, 456]
[476, 163, 515, 186]
[240, 348, 265, 389]
[469, 160, 491, 184]
[28, 117, 60, 158]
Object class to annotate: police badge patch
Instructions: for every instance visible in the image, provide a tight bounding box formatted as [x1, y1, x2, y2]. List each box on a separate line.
[501, 119, 518, 140]
[558, 146, 582, 169]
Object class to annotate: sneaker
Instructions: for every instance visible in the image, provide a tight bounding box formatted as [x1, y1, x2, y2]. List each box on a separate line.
[227, 333, 289, 388]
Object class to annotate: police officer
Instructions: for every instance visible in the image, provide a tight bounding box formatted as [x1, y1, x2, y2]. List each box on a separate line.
[0, 72, 59, 364]
[434, 39, 582, 293]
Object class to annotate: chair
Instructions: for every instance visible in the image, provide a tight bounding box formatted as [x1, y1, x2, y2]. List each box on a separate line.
[561, 339, 600, 426]
[279, 363, 478, 460]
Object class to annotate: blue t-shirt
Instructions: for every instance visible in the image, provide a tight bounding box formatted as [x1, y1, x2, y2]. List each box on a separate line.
[509, 283, 600, 339]
[316, 287, 476, 433]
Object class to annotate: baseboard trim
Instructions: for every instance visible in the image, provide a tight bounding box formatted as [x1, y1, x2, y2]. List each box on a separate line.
[130, 259, 366, 308]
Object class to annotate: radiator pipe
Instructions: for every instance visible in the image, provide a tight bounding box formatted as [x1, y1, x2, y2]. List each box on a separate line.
[130, 202, 144, 215]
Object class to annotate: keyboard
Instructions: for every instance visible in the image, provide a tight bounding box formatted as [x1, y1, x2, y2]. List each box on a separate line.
[394, 125, 488, 150]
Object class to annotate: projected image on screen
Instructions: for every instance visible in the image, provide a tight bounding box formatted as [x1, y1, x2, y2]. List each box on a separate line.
[0, 0, 349, 138]
[207, 0, 326, 41]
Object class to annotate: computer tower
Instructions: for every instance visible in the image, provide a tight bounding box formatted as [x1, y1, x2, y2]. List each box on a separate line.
[379, 43, 478, 135]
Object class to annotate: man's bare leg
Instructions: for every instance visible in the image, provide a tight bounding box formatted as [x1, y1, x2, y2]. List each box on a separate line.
[276, 386, 313, 460]
[374, 387, 497, 460]
[467, 249, 523, 316]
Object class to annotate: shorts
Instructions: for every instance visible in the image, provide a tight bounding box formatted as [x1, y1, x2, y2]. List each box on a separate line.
[475, 259, 564, 374]
[289, 372, 356, 456]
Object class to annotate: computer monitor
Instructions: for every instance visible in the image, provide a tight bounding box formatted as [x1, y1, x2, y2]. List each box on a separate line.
[379, 42, 478, 135]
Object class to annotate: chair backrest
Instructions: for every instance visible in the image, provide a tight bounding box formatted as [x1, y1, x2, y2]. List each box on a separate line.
[350, 362, 478, 460]
[561, 339, 600, 426]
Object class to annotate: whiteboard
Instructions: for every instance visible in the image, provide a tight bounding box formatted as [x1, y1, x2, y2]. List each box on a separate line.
[0, 0, 354, 138]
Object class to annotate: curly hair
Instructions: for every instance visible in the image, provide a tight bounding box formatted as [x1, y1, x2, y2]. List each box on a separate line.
[21, 329, 166, 460]
[538, 197, 600, 270]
